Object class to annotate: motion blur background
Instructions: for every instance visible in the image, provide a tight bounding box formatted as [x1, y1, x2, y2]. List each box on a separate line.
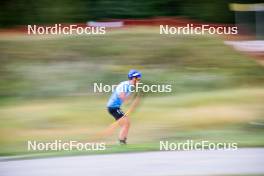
[1, 0, 264, 25]
[0, 0, 264, 156]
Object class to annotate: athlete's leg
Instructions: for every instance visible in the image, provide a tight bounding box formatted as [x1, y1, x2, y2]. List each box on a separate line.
[118, 116, 130, 141]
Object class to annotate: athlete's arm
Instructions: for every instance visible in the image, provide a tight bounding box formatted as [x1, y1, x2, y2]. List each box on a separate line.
[118, 83, 133, 103]
[124, 93, 141, 116]
[119, 92, 130, 103]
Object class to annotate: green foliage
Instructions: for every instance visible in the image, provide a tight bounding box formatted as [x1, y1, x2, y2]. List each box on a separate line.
[3, 0, 263, 26]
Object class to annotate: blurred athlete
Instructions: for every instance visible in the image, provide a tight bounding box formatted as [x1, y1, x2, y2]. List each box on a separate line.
[107, 69, 141, 144]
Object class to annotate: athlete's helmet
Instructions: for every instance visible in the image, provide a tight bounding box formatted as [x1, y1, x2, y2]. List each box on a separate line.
[128, 69, 142, 80]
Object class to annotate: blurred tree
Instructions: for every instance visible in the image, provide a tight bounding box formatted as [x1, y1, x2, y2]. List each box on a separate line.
[0, 0, 263, 27]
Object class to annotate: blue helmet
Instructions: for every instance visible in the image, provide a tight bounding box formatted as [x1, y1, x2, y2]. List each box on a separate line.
[128, 69, 142, 80]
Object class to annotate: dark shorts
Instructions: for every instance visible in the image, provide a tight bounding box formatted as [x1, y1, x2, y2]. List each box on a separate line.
[107, 107, 125, 120]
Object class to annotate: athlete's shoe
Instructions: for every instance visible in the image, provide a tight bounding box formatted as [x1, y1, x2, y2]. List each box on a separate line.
[119, 138, 127, 145]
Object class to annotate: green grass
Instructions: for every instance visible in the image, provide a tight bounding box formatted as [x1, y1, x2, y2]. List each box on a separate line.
[0, 27, 263, 97]
[0, 88, 264, 156]
[0, 27, 264, 156]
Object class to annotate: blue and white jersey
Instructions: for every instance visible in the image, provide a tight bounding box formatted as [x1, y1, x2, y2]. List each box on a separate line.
[107, 81, 133, 108]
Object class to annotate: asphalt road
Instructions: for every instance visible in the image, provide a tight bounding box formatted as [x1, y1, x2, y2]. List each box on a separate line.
[1, 148, 264, 176]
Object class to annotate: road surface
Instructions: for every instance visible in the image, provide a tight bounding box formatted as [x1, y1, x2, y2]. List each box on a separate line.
[1, 148, 264, 176]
